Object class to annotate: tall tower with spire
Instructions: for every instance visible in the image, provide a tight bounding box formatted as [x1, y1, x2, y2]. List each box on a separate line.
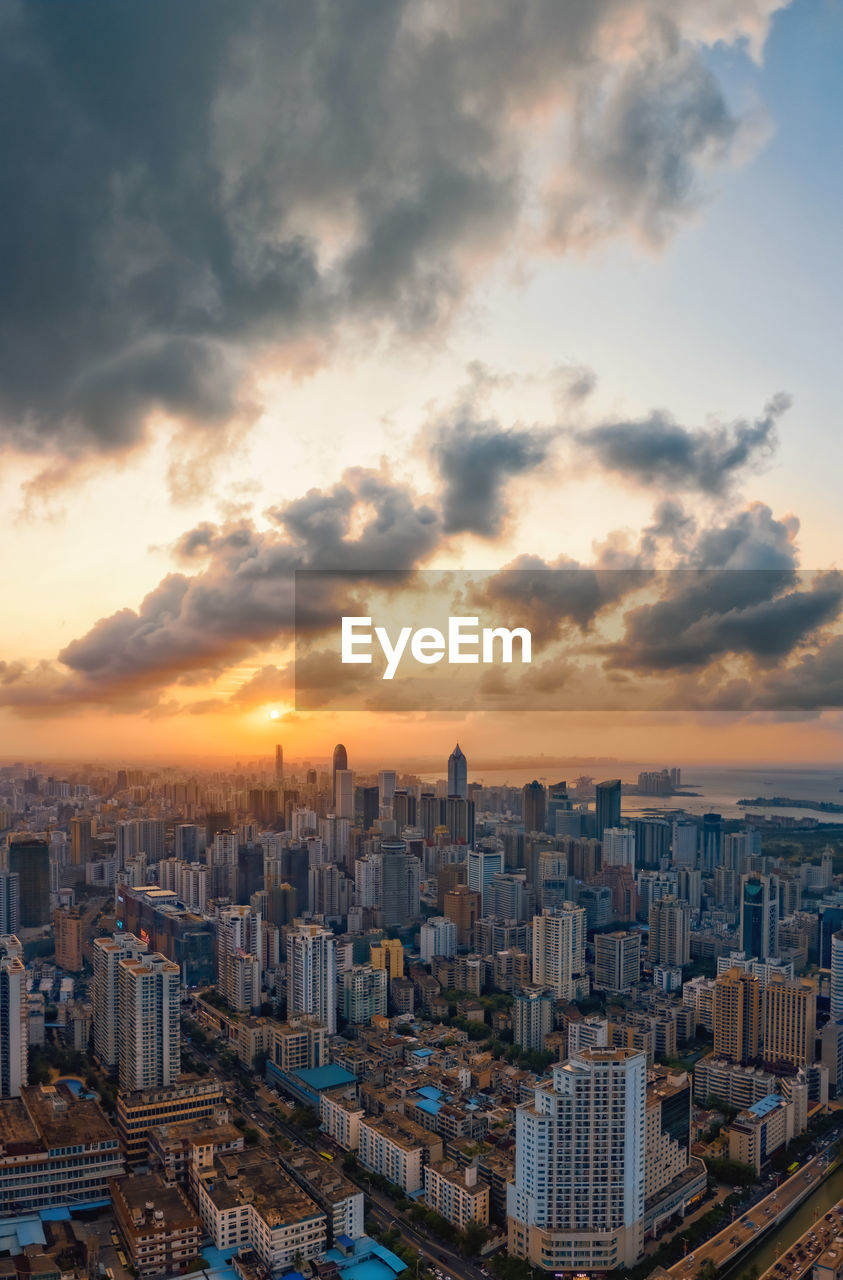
[332, 744, 348, 809]
[448, 744, 467, 798]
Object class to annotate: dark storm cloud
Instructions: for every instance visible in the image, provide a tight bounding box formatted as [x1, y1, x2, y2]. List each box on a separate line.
[434, 422, 554, 536]
[605, 571, 843, 673]
[0, 0, 780, 462]
[574, 394, 790, 494]
[4, 468, 443, 706]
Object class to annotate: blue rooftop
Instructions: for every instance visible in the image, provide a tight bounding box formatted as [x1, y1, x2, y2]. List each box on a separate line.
[412, 1048, 434, 1059]
[323, 1236, 407, 1280]
[750, 1094, 783, 1118]
[294, 1064, 357, 1090]
[414, 1097, 441, 1116]
[417, 1085, 442, 1099]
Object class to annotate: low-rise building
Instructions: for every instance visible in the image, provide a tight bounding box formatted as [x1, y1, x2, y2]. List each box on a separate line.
[358, 1114, 442, 1194]
[111, 1172, 202, 1277]
[424, 1161, 489, 1229]
[148, 1113, 243, 1183]
[320, 1094, 365, 1151]
[193, 1147, 327, 1271]
[728, 1093, 794, 1173]
[0, 1083, 124, 1211]
[116, 1076, 225, 1165]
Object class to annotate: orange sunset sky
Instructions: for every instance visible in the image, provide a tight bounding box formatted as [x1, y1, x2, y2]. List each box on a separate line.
[2, 1, 843, 767]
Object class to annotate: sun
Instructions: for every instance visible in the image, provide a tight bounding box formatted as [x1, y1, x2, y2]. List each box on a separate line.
[268, 709, 281, 720]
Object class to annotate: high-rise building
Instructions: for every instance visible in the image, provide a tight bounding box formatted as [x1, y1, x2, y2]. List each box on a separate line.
[340, 966, 387, 1025]
[507, 1048, 647, 1272]
[380, 839, 420, 928]
[70, 816, 93, 865]
[594, 931, 641, 994]
[444, 885, 480, 947]
[700, 813, 722, 874]
[420, 917, 457, 963]
[521, 781, 546, 835]
[594, 780, 621, 842]
[174, 824, 201, 861]
[92, 933, 149, 1070]
[763, 973, 816, 1070]
[648, 896, 691, 967]
[332, 744, 348, 810]
[532, 905, 586, 1002]
[118, 951, 181, 1092]
[602, 827, 635, 870]
[287, 922, 337, 1034]
[545, 782, 571, 836]
[633, 819, 671, 870]
[334, 769, 354, 821]
[671, 822, 698, 869]
[740, 874, 779, 961]
[53, 906, 84, 972]
[217, 906, 262, 1014]
[513, 987, 554, 1051]
[0, 875, 19, 936]
[370, 937, 404, 980]
[378, 771, 397, 810]
[448, 744, 467, 799]
[0, 936, 26, 1098]
[467, 845, 504, 916]
[8, 837, 49, 928]
[275, 744, 284, 785]
[831, 931, 843, 1021]
[713, 967, 762, 1064]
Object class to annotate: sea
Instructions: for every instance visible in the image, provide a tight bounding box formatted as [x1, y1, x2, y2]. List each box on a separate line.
[418, 766, 843, 821]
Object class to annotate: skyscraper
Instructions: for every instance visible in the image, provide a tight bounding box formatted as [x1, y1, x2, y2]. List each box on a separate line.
[507, 1047, 647, 1271]
[700, 813, 722, 874]
[594, 780, 621, 841]
[713, 967, 762, 1064]
[8, 836, 49, 928]
[380, 839, 420, 928]
[70, 816, 93, 865]
[217, 906, 262, 1013]
[467, 845, 504, 916]
[602, 827, 635, 870]
[831, 930, 843, 1020]
[448, 744, 467, 799]
[118, 952, 181, 1091]
[275, 744, 284, 785]
[0, 874, 20, 936]
[648, 896, 691, 967]
[334, 768, 354, 820]
[532, 905, 586, 1001]
[521, 781, 546, 834]
[594, 931, 641, 994]
[332, 744, 348, 810]
[92, 933, 149, 1071]
[512, 987, 554, 1051]
[0, 936, 26, 1098]
[763, 972, 816, 1070]
[287, 921, 337, 1034]
[740, 873, 779, 961]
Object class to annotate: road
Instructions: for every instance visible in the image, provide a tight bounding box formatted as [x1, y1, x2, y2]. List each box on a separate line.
[668, 1151, 835, 1278]
[184, 1028, 488, 1280]
[761, 1198, 843, 1279]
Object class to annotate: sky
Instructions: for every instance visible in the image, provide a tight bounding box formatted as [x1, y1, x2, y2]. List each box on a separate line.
[2, 0, 843, 768]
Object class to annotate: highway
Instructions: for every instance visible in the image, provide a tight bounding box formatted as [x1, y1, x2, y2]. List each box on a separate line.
[668, 1151, 834, 1278]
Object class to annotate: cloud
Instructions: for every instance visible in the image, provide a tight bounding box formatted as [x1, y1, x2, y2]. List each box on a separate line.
[0, 0, 789, 469]
[434, 420, 554, 536]
[574, 394, 790, 494]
